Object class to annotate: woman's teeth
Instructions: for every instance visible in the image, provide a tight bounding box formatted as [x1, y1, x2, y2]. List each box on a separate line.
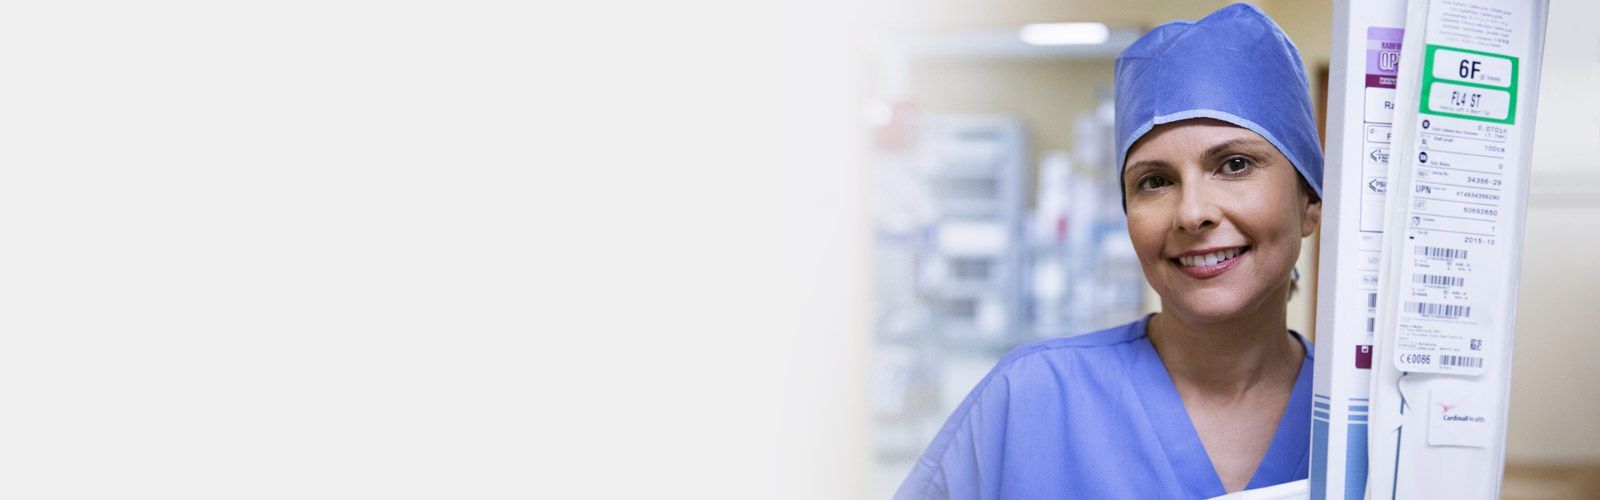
[1178, 247, 1244, 267]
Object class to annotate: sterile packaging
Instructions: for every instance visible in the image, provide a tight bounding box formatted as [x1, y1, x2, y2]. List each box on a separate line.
[1309, 1, 1407, 499]
[1208, 479, 1309, 500]
[1366, 0, 1550, 498]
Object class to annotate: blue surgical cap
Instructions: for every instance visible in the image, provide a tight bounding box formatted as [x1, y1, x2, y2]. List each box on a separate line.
[1114, 3, 1323, 201]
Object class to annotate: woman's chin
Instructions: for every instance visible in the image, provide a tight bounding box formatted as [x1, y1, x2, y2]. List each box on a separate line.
[1164, 295, 1254, 325]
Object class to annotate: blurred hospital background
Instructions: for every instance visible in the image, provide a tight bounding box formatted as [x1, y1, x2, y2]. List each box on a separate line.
[854, 0, 1600, 497]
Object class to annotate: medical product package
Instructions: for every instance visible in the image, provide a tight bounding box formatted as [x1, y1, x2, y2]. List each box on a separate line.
[1208, 479, 1309, 500]
[1309, 1, 1407, 499]
[1366, 0, 1550, 498]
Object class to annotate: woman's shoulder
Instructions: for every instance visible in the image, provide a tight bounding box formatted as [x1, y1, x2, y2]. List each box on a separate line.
[951, 316, 1153, 407]
[894, 317, 1155, 499]
[989, 316, 1152, 375]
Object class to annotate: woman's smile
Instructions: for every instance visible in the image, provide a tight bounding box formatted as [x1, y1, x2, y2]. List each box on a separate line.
[1170, 245, 1251, 279]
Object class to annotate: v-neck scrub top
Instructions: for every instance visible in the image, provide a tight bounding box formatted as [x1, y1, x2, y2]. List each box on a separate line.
[894, 314, 1314, 499]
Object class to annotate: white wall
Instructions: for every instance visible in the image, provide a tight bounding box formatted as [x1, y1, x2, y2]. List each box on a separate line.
[0, 1, 875, 499]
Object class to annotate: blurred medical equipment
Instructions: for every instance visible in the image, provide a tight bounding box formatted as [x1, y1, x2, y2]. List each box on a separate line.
[868, 106, 1145, 493]
[870, 115, 1030, 467]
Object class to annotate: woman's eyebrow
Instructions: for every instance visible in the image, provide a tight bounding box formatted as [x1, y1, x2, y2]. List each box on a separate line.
[1202, 137, 1268, 159]
[1126, 158, 1171, 174]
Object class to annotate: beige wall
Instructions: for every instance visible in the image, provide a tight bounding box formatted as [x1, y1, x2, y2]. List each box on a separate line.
[1503, 0, 1600, 464]
[1507, 204, 1600, 462]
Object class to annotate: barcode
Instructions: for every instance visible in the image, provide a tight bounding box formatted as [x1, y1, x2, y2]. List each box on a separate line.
[1367, 293, 1378, 308]
[1440, 354, 1483, 368]
[1405, 301, 1472, 319]
[1416, 246, 1468, 259]
[1413, 273, 1465, 287]
[1366, 317, 1376, 333]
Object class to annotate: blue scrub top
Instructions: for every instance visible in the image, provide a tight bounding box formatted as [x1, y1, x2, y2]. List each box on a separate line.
[895, 314, 1313, 499]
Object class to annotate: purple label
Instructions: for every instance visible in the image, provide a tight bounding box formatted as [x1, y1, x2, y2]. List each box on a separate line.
[1366, 27, 1403, 89]
[1355, 344, 1373, 369]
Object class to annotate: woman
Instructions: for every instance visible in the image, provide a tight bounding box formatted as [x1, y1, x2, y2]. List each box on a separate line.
[895, 4, 1324, 499]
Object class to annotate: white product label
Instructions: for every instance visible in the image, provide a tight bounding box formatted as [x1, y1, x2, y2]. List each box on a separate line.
[1426, 81, 1511, 120]
[1361, 27, 1405, 235]
[1366, 124, 1394, 143]
[1430, 49, 1514, 87]
[1365, 87, 1398, 124]
[1392, 1, 1524, 376]
[1356, 26, 1406, 364]
[1427, 386, 1492, 448]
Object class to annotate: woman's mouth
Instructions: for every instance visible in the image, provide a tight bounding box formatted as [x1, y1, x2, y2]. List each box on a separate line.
[1170, 246, 1249, 279]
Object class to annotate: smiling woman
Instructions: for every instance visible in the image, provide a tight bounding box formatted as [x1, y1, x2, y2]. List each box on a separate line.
[895, 4, 1325, 499]
[1125, 120, 1321, 326]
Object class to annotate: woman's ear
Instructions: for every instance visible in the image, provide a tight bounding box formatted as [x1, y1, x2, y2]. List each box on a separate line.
[1301, 197, 1323, 238]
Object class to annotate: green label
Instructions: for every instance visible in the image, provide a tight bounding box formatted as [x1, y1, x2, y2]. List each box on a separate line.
[1418, 44, 1519, 124]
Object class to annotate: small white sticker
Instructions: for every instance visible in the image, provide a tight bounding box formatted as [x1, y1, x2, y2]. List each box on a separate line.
[1366, 124, 1393, 144]
[1365, 87, 1398, 123]
[1431, 49, 1513, 88]
[1427, 82, 1511, 120]
[1427, 386, 1491, 448]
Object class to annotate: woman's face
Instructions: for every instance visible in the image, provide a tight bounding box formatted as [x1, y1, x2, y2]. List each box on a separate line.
[1123, 119, 1321, 325]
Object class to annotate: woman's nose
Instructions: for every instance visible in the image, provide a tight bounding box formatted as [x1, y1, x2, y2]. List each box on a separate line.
[1175, 182, 1221, 233]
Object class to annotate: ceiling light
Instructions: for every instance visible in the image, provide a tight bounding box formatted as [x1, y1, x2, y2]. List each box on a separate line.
[1018, 23, 1110, 46]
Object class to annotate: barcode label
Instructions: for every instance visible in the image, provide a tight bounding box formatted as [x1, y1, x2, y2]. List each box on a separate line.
[1440, 354, 1483, 368]
[1367, 293, 1378, 308]
[1405, 301, 1472, 319]
[1413, 273, 1465, 287]
[1416, 245, 1468, 259]
[1366, 317, 1376, 333]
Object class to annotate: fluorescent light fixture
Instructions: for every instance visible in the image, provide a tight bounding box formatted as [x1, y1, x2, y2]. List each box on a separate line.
[1018, 23, 1110, 46]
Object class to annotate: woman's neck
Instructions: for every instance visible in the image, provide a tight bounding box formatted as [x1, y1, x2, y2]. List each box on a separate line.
[1147, 290, 1303, 400]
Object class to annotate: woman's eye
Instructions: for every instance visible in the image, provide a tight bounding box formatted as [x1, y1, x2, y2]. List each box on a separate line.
[1222, 157, 1253, 174]
[1137, 176, 1171, 190]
